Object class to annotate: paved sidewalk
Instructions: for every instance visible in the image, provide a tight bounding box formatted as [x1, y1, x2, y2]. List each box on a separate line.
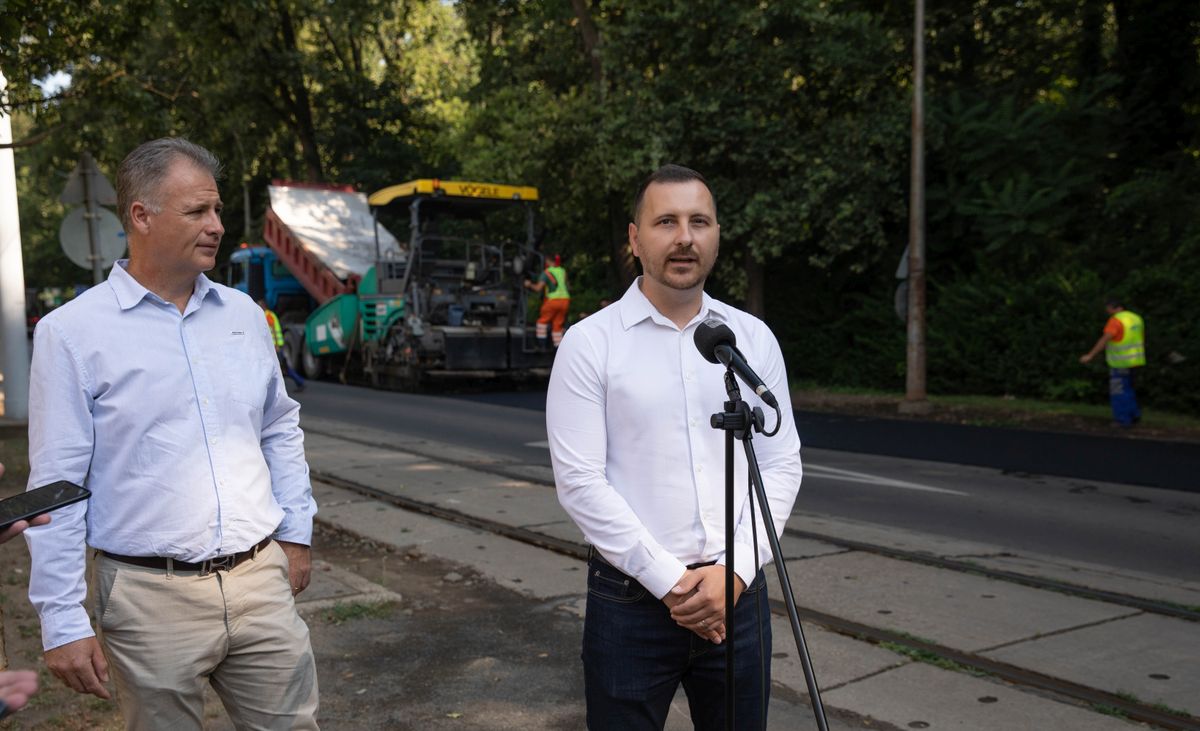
[295, 414, 1199, 729]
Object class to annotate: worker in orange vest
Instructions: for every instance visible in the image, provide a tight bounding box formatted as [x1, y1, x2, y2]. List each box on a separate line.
[259, 299, 306, 392]
[525, 254, 570, 350]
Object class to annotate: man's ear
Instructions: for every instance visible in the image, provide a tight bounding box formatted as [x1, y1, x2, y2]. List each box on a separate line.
[627, 222, 640, 259]
[128, 201, 153, 235]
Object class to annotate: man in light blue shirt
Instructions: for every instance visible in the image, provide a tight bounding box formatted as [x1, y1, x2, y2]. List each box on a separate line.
[26, 138, 319, 728]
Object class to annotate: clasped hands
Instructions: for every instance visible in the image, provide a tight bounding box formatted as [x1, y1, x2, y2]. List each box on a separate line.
[662, 565, 745, 644]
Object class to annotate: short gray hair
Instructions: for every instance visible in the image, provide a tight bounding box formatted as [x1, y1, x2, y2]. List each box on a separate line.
[116, 138, 222, 230]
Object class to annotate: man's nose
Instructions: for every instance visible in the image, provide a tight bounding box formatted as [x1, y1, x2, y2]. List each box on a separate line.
[206, 210, 224, 235]
[674, 222, 694, 246]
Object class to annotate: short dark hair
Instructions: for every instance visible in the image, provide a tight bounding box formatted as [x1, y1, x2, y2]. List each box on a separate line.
[1105, 296, 1123, 309]
[116, 138, 222, 230]
[631, 164, 715, 223]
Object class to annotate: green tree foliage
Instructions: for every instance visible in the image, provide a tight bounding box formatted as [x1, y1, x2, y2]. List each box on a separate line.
[1, 0, 470, 285]
[4, 0, 1198, 412]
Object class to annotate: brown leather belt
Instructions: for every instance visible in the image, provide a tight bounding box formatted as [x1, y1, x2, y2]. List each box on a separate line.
[101, 537, 272, 576]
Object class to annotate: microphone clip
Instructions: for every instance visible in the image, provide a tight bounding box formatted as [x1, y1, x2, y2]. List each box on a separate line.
[710, 370, 766, 440]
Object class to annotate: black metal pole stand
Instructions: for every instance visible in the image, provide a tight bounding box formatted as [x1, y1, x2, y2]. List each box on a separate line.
[711, 370, 829, 731]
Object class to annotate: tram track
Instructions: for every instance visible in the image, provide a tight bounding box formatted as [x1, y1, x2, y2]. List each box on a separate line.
[311, 465, 1200, 731]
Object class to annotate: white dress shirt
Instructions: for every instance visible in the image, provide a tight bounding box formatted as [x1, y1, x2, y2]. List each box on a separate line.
[26, 261, 316, 651]
[546, 278, 803, 600]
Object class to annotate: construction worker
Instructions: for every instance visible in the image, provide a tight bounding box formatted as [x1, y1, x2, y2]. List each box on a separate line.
[1080, 298, 1144, 427]
[259, 298, 306, 392]
[525, 254, 570, 349]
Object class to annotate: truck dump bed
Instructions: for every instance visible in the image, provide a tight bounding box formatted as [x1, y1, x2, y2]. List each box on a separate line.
[263, 182, 405, 304]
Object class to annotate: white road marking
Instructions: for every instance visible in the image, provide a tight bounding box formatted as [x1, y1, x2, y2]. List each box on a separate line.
[524, 439, 965, 496]
[804, 464, 967, 496]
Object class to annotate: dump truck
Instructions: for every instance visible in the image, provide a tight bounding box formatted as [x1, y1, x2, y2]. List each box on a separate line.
[239, 178, 551, 389]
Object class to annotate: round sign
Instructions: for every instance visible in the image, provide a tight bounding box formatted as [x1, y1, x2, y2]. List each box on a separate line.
[59, 206, 127, 271]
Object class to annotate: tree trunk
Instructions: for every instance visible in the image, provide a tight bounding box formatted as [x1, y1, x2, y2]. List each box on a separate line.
[568, 0, 604, 90]
[277, 4, 324, 182]
[744, 248, 764, 318]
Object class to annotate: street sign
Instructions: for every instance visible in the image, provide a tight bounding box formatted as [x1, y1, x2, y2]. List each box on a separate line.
[60, 154, 117, 206]
[59, 206, 126, 271]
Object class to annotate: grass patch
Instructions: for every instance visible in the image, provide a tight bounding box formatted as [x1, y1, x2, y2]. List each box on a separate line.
[878, 641, 990, 677]
[321, 600, 394, 625]
[1091, 703, 1130, 719]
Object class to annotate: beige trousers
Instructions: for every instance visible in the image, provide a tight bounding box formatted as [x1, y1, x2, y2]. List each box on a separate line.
[94, 540, 319, 730]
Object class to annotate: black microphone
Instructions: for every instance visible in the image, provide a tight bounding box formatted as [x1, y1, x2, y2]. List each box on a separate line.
[693, 319, 779, 408]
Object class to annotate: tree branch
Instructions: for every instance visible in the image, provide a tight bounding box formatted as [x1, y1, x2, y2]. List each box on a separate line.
[0, 123, 62, 150]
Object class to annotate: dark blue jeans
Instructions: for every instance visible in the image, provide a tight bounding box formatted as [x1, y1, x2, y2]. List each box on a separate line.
[582, 557, 771, 730]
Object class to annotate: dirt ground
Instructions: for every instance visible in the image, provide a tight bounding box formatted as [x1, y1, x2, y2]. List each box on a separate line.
[0, 519, 586, 730]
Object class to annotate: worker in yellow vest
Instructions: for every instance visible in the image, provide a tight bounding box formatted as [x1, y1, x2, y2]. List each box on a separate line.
[259, 299, 306, 392]
[524, 254, 570, 350]
[1080, 298, 1144, 427]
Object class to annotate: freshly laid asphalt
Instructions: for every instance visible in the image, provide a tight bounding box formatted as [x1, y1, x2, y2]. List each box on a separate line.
[795, 411, 1200, 493]
[444, 390, 1200, 492]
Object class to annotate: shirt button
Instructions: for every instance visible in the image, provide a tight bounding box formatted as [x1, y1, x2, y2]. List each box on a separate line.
[689, 418, 698, 427]
[696, 465, 704, 474]
[203, 398, 210, 405]
[210, 437, 218, 445]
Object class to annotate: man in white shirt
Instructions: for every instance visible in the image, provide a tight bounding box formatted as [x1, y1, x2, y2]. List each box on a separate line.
[26, 138, 319, 728]
[546, 165, 803, 729]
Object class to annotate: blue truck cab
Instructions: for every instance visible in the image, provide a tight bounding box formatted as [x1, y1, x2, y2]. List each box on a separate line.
[226, 244, 311, 315]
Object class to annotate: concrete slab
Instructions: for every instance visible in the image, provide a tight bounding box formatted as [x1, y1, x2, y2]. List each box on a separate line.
[984, 613, 1200, 717]
[313, 484, 472, 549]
[302, 415, 524, 467]
[772, 616, 907, 692]
[314, 478, 582, 601]
[969, 553, 1200, 609]
[778, 532, 857, 561]
[295, 559, 402, 615]
[776, 552, 1136, 652]
[823, 661, 1141, 730]
[423, 478, 568, 529]
[419, 528, 584, 601]
[791, 511, 1015, 561]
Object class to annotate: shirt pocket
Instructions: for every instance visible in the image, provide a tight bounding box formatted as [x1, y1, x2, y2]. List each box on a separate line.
[219, 337, 272, 407]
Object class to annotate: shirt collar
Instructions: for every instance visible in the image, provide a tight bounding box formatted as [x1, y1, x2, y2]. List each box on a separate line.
[108, 259, 223, 311]
[617, 276, 730, 331]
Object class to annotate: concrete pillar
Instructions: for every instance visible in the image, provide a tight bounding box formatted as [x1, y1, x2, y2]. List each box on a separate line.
[0, 69, 31, 420]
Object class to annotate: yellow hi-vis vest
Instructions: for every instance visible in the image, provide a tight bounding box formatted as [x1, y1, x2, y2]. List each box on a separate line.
[1105, 310, 1145, 368]
[265, 309, 284, 348]
[544, 266, 570, 300]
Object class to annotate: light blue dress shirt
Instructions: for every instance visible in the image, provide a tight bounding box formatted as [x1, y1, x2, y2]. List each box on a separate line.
[26, 260, 317, 651]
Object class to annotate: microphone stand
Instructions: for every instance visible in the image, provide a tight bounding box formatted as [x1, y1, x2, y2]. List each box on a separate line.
[711, 369, 828, 731]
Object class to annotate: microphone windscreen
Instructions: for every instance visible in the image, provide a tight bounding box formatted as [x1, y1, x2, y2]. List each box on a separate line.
[693, 319, 736, 364]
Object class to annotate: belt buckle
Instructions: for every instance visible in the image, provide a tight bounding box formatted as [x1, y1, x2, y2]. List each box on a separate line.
[200, 554, 237, 576]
